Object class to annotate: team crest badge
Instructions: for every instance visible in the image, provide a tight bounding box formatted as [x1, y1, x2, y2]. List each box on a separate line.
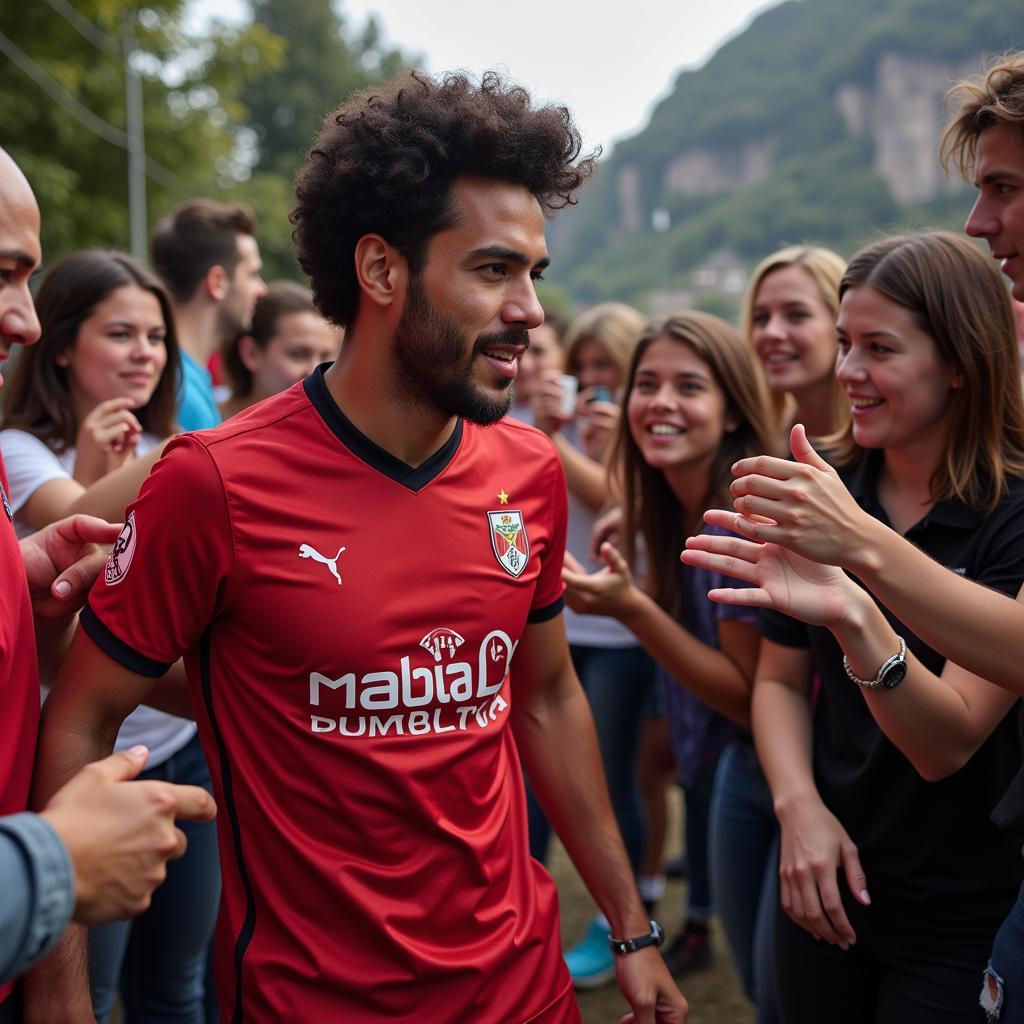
[487, 509, 530, 578]
[104, 511, 137, 586]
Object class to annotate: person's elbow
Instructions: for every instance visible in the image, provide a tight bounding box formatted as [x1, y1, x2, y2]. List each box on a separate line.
[911, 741, 981, 783]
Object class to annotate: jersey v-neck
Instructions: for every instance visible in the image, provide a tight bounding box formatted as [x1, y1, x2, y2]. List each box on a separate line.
[303, 364, 463, 492]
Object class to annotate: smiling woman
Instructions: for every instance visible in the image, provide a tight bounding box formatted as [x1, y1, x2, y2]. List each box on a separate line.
[686, 231, 1024, 1024]
[741, 245, 847, 442]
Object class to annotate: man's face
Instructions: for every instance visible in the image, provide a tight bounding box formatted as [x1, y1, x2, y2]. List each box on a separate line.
[965, 124, 1024, 300]
[220, 234, 267, 335]
[390, 178, 548, 425]
[0, 151, 42, 386]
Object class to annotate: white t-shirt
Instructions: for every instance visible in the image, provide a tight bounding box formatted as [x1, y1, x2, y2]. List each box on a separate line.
[557, 422, 638, 649]
[0, 427, 196, 767]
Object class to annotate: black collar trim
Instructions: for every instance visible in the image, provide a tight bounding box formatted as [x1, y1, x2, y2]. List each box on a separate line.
[303, 364, 463, 492]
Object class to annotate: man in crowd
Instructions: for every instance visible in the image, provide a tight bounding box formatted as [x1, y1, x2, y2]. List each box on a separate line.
[29, 73, 687, 1023]
[951, 53, 1024, 302]
[0, 147, 216, 1010]
[150, 199, 267, 430]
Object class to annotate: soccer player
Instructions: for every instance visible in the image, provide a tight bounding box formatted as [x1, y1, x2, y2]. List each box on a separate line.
[28, 73, 687, 1023]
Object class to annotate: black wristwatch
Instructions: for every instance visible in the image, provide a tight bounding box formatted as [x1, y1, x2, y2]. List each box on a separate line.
[608, 919, 665, 956]
[843, 635, 908, 690]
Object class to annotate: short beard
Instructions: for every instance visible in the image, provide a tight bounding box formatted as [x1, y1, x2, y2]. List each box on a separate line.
[390, 276, 528, 426]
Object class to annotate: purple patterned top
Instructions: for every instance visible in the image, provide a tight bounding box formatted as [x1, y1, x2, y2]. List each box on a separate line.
[659, 522, 758, 787]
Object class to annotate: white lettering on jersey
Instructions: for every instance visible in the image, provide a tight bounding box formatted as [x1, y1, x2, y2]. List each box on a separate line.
[308, 628, 517, 738]
[298, 543, 346, 585]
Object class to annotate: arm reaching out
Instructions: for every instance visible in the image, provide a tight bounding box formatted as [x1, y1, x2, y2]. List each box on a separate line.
[564, 542, 755, 726]
[722, 423, 1024, 696]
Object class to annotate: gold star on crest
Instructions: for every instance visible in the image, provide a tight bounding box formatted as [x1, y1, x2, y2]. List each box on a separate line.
[497, 489, 510, 505]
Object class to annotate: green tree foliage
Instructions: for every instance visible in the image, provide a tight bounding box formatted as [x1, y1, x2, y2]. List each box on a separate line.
[235, 0, 414, 280]
[243, 0, 410, 180]
[0, 0, 283, 263]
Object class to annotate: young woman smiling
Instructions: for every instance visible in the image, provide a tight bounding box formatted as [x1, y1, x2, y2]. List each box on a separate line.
[742, 245, 848, 441]
[562, 311, 778, 1007]
[684, 232, 1024, 1023]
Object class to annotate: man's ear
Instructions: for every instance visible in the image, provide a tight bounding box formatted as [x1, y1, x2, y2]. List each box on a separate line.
[237, 335, 261, 373]
[354, 234, 407, 313]
[204, 264, 230, 303]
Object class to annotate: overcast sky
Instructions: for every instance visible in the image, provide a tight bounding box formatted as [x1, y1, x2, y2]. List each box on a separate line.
[193, 0, 783, 155]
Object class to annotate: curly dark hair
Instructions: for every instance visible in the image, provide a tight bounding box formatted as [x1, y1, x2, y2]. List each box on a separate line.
[291, 70, 598, 328]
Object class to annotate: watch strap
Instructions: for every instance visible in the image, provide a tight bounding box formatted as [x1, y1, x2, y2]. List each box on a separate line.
[843, 635, 907, 690]
[608, 919, 664, 956]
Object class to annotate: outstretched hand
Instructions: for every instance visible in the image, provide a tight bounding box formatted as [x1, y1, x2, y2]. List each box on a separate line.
[721, 424, 873, 569]
[681, 526, 853, 627]
[562, 542, 640, 621]
[20, 514, 123, 619]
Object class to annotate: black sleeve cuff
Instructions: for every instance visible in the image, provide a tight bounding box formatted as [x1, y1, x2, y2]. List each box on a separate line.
[527, 596, 564, 624]
[80, 603, 174, 678]
[758, 608, 811, 648]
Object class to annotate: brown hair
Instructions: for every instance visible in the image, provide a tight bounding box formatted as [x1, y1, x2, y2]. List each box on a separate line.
[830, 231, 1024, 511]
[941, 51, 1024, 179]
[222, 280, 318, 398]
[563, 302, 646, 385]
[740, 245, 849, 436]
[151, 198, 257, 304]
[615, 311, 776, 618]
[2, 249, 180, 449]
[292, 70, 598, 328]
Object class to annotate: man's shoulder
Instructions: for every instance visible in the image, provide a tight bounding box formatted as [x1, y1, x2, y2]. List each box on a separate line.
[184, 385, 312, 453]
[471, 416, 558, 459]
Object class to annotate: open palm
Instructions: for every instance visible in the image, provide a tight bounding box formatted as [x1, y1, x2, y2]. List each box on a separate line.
[681, 531, 853, 627]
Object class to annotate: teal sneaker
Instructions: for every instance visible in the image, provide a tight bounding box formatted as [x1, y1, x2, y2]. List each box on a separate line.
[565, 918, 616, 989]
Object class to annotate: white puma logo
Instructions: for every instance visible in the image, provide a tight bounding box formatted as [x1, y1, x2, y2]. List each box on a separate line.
[298, 543, 346, 586]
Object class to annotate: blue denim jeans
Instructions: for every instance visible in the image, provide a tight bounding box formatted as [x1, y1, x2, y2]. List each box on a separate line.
[89, 733, 221, 1024]
[526, 643, 655, 871]
[983, 881, 1024, 1022]
[682, 757, 717, 918]
[709, 740, 779, 1024]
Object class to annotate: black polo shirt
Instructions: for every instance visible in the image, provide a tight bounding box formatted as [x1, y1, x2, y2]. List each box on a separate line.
[761, 449, 1024, 923]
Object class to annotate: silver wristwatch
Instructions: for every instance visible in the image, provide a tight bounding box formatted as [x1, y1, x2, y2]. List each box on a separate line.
[843, 635, 908, 690]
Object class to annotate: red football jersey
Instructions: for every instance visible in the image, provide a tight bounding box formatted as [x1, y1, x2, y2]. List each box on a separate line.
[84, 368, 580, 1023]
[0, 454, 40, 1005]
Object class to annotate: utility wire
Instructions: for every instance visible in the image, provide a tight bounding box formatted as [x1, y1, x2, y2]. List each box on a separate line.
[0, 28, 211, 197]
[39, 0, 122, 56]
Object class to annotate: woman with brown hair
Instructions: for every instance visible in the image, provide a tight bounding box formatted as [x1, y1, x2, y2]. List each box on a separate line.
[527, 302, 661, 987]
[685, 231, 1024, 1022]
[562, 311, 778, 1003]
